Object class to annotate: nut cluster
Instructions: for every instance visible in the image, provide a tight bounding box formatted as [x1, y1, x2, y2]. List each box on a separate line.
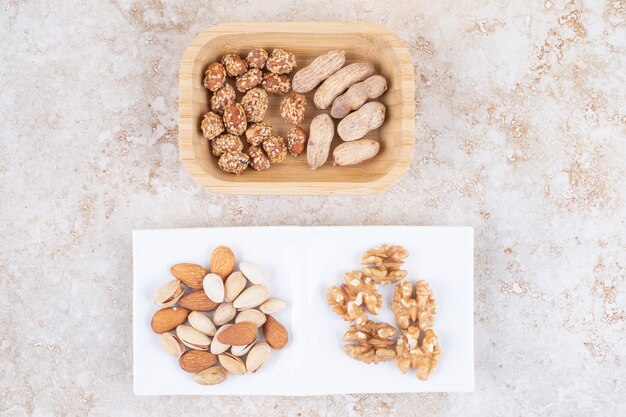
[151, 246, 289, 386]
[201, 48, 309, 175]
[326, 244, 441, 381]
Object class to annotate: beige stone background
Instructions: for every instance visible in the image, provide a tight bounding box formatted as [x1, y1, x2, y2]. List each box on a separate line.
[1, 0, 625, 415]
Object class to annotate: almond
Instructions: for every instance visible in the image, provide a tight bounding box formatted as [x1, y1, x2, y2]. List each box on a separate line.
[193, 366, 228, 385]
[217, 321, 257, 346]
[150, 307, 190, 334]
[179, 350, 217, 373]
[263, 315, 288, 349]
[210, 246, 235, 280]
[178, 290, 219, 311]
[210, 324, 232, 354]
[171, 263, 208, 289]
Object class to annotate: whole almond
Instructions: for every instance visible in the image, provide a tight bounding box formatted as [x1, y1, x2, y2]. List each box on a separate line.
[171, 264, 208, 289]
[179, 350, 217, 373]
[178, 290, 219, 312]
[232, 285, 270, 310]
[263, 315, 288, 349]
[217, 321, 257, 346]
[224, 271, 247, 302]
[246, 342, 271, 373]
[203, 273, 225, 303]
[151, 307, 190, 334]
[210, 246, 235, 280]
[235, 309, 266, 327]
[218, 353, 246, 375]
[193, 366, 228, 385]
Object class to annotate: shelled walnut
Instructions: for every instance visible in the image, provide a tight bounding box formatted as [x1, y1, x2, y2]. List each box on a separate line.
[326, 271, 382, 325]
[343, 321, 396, 364]
[361, 244, 408, 284]
[396, 327, 440, 380]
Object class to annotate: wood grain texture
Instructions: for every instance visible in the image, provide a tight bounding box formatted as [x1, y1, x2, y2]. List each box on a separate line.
[179, 22, 415, 195]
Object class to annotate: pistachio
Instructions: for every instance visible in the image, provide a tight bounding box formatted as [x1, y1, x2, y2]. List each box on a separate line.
[203, 273, 225, 303]
[224, 271, 247, 302]
[246, 342, 271, 373]
[218, 352, 246, 375]
[176, 325, 211, 350]
[213, 302, 236, 326]
[230, 338, 256, 356]
[193, 366, 228, 385]
[188, 311, 217, 336]
[210, 324, 232, 354]
[235, 309, 266, 327]
[259, 298, 287, 315]
[158, 332, 185, 357]
[233, 285, 270, 310]
[239, 261, 268, 284]
[153, 279, 184, 308]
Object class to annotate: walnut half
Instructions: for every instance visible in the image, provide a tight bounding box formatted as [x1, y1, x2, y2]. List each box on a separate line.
[392, 280, 436, 330]
[395, 326, 441, 380]
[326, 271, 382, 325]
[361, 244, 408, 284]
[343, 320, 396, 364]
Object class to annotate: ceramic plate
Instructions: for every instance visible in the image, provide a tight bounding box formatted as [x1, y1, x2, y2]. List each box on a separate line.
[133, 226, 474, 395]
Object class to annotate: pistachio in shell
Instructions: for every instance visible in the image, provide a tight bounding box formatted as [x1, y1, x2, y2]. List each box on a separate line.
[218, 352, 246, 375]
[154, 280, 184, 308]
[176, 325, 211, 350]
[246, 342, 271, 373]
[158, 332, 185, 357]
[188, 311, 217, 336]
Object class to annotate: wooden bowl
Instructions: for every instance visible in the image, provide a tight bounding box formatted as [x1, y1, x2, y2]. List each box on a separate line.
[179, 22, 414, 195]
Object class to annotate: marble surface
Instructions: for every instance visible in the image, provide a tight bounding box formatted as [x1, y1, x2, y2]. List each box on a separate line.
[1, 0, 625, 415]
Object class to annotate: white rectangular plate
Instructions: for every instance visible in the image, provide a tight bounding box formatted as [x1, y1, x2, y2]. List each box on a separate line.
[133, 226, 474, 395]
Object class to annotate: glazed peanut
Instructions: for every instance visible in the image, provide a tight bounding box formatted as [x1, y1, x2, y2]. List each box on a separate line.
[331, 75, 387, 119]
[313, 62, 374, 109]
[333, 139, 380, 166]
[307, 114, 335, 170]
[337, 101, 386, 142]
[291, 50, 346, 93]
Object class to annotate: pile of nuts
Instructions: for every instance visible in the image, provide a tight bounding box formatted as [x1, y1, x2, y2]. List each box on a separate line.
[150, 246, 289, 385]
[201, 49, 308, 174]
[326, 245, 441, 381]
[291, 51, 388, 169]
